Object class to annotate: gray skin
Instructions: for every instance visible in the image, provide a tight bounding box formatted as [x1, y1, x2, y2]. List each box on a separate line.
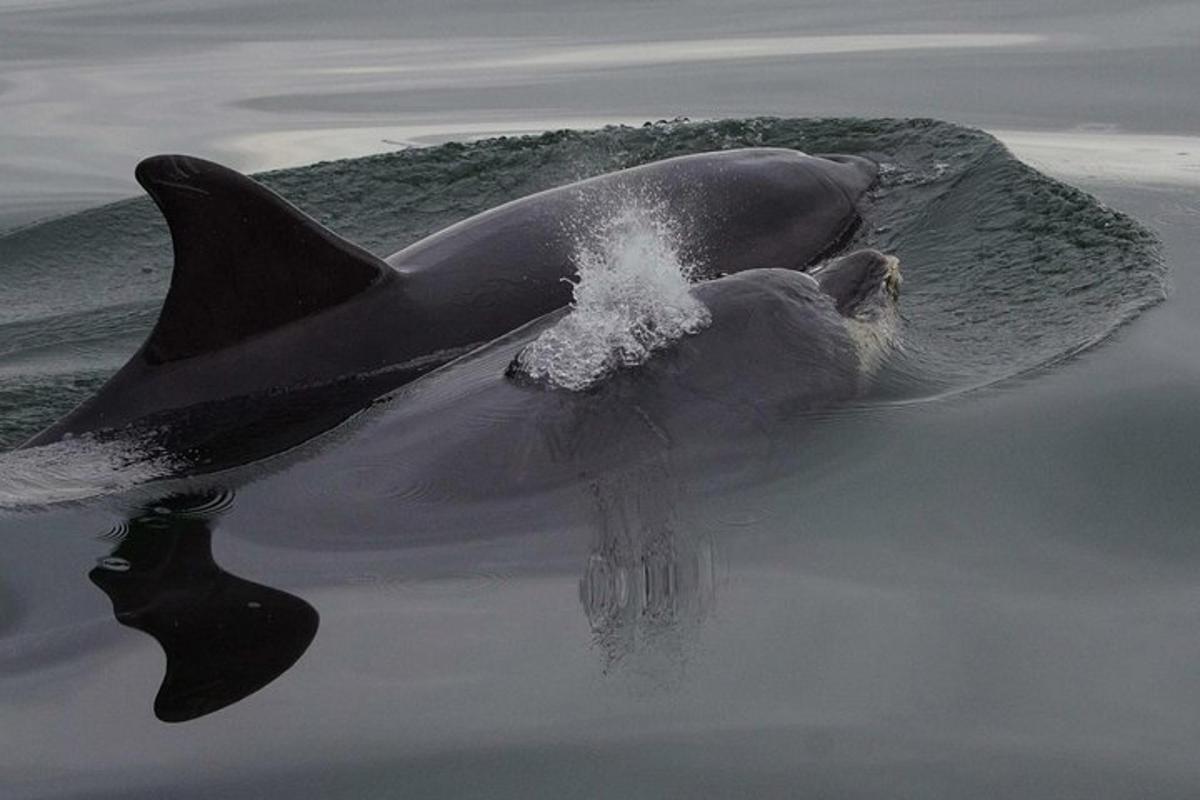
[25, 148, 876, 447]
[228, 251, 902, 549]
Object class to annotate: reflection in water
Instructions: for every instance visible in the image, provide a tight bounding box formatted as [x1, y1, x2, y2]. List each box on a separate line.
[89, 491, 319, 723]
[578, 464, 718, 679]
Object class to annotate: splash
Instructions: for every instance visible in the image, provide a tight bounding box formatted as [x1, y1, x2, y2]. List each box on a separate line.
[513, 195, 712, 391]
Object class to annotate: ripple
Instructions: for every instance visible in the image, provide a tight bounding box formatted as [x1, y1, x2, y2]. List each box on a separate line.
[0, 436, 178, 510]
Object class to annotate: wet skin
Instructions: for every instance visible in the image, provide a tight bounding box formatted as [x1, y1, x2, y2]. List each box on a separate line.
[25, 149, 877, 454]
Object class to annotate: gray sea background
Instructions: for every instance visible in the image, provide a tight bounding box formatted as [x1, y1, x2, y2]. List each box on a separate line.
[2, 0, 1200, 797]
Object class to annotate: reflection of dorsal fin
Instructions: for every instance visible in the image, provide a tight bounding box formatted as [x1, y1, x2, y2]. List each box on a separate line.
[136, 154, 392, 364]
[88, 495, 320, 723]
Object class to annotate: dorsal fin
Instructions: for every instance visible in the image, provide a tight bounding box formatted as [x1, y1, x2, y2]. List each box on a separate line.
[135, 154, 392, 364]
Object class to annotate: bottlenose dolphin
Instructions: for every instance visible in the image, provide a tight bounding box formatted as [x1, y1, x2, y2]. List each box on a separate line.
[25, 149, 877, 452]
[226, 249, 901, 548]
[7, 252, 898, 727]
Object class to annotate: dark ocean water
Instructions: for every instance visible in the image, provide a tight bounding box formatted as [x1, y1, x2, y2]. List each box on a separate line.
[2, 2, 1200, 798]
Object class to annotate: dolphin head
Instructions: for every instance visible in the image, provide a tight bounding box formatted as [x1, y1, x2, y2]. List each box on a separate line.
[813, 153, 880, 197]
[810, 248, 901, 320]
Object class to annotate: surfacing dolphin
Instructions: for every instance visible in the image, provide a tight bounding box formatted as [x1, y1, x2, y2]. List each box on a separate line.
[24, 149, 877, 455]
[227, 249, 901, 548]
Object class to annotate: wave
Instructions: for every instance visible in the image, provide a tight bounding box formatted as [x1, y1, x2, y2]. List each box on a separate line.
[0, 117, 1166, 449]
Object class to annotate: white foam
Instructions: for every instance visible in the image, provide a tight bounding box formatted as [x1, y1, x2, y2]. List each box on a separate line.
[845, 255, 903, 378]
[513, 195, 711, 391]
[846, 305, 902, 380]
[0, 437, 176, 509]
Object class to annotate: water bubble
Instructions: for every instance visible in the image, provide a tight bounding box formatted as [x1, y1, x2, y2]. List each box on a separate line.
[514, 193, 711, 390]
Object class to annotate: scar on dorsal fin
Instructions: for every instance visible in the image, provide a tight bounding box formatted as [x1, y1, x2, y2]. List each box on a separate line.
[135, 154, 393, 364]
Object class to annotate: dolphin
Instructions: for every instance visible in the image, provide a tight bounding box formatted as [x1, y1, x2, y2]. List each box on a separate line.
[65, 243, 895, 719]
[0, 251, 900, 728]
[24, 149, 877, 454]
[222, 249, 901, 549]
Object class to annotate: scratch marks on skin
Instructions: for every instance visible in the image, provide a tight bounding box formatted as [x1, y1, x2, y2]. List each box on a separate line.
[149, 179, 212, 198]
[632, 403, 671, 447]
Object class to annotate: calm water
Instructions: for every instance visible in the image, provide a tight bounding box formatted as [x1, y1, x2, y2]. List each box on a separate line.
[2, 1, 1200, 798]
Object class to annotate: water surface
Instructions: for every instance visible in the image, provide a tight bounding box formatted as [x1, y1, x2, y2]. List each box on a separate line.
[2, 1, 1200, 797]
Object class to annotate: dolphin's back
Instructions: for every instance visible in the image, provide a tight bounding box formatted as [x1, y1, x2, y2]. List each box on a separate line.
[238, 268, 864, 531]
[25, 155, 414, 447]
[134, 155, 397, 365]
[390, 148, 874, 280]
[24, 150, 876, 456]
